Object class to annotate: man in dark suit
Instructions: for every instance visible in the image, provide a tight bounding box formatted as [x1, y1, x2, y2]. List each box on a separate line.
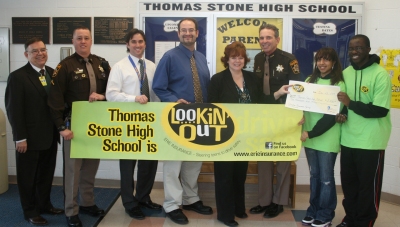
[5, 37, 63, 226]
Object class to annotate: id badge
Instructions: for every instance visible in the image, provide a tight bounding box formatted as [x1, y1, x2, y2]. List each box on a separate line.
[39, 75, 47, 86]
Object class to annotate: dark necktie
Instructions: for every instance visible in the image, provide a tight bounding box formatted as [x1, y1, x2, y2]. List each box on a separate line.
[138, 59, 150, 101]
[84, 58, 97, 94]
[263, 55, 270, 95]
[190, 54, 203, 103]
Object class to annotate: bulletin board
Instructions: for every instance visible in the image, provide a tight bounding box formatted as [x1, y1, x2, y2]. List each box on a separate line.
[0, 28, 10, 82]
[138, 1, 364, 76]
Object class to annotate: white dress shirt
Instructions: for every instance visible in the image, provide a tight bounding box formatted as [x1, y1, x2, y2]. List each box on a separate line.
[106, 54, 160, 102]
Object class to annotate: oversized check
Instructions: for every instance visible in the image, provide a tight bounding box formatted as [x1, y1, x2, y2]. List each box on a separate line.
[70, 102, 302, 161]
[285, 80, 340, 115]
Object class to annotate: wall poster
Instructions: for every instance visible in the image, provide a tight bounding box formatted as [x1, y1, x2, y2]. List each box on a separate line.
[144, 17, 207, 65]
[292, 18, 357, 81]
[380, 49, 400, 108]
[215, 18, 282, 73]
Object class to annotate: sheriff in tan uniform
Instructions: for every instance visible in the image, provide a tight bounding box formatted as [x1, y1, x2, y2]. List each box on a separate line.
[250, 24, 300, 219]
[48, 27, 110, 227]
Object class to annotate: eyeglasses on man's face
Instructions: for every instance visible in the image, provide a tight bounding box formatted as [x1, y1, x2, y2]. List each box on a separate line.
[27, 48, 47, 55]
[180, 28, 196, 33]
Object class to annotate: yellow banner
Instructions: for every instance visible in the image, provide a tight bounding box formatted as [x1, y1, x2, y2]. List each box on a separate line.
[71, 102, 302, 161]
[379, 49, 400, 108]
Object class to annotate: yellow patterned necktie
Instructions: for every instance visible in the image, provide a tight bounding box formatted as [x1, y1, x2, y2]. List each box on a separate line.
[190, 54, 203, 103]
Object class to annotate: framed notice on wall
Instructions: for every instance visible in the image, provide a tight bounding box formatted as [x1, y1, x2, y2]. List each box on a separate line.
[94, 17, 134, 44]
[12, 17, 50, 44]
[53, 17, 91, 44]
[0, 27, 10, 81]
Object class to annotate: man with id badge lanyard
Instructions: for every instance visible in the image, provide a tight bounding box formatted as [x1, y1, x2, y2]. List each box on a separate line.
[106, 28, 162, 220]
[5, 38, 63, 226]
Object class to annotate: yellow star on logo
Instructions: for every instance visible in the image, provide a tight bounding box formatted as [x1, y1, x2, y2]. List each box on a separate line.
[276, 64, 284, 72]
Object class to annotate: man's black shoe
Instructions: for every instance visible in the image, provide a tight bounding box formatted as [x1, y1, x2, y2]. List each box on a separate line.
[182, 201, 213, 215]
[263, 203, 283, 218]
[79, 205, 105, 216]
[42, 206, 64, 215]
[66, 215, 82, 227]
[139, 200, 162, 210]
[125, 206, 145, 220]
[220, 219, 239, 226]
[166, 209, 189, 225]
[235, 212, 248, 218]
[249, 205, 269, 214]
[25, 216, 48, 226]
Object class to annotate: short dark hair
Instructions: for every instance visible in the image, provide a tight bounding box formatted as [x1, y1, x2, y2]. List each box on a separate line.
[24, 38, 44, 50]
[73, 26, 91, 37]
[259, 24, 279, 38]
[178, 18, 198, 31]
[125, 29, 146, 52]
[220, 41, 250, 68]
[350, 34, 370, 48]
[308, 47, 344, 85]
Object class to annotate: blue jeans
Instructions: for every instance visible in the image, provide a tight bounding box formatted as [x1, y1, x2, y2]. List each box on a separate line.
[305, 147, 338, 222]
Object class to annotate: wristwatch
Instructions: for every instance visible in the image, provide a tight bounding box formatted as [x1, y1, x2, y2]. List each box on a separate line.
[58, 125, 67, 132]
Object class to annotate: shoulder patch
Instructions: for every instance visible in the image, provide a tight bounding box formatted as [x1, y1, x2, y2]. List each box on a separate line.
[53, 64, 62, 77]
[290, 60, 300, 74]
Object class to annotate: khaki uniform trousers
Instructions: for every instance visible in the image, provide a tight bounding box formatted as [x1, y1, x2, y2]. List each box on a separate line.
[63, 140, 100, 216]
[257, 161, 291, 206]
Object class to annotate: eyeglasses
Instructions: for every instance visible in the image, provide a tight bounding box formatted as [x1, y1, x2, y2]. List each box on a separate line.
[27, 48, 47, 55]
[348, 46, 365, 52]
[180, 29, 196, 33]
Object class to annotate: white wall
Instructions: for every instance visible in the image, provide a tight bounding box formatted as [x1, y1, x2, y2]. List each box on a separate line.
[0, 0, 399, 196]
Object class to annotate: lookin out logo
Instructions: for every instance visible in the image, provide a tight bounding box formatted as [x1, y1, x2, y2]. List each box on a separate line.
[164, 103, 236, 148]
[292, 84, 305, 92]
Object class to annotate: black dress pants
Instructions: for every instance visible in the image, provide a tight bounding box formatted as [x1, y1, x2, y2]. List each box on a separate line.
[16, 140, 57, 218]
[119, 159, 158, 209]
[214, 161, 248, 222]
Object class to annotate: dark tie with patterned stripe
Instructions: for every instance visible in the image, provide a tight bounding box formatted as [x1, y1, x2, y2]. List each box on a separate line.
[138, 59, 150, 101]
[263, 55, 270, 95]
